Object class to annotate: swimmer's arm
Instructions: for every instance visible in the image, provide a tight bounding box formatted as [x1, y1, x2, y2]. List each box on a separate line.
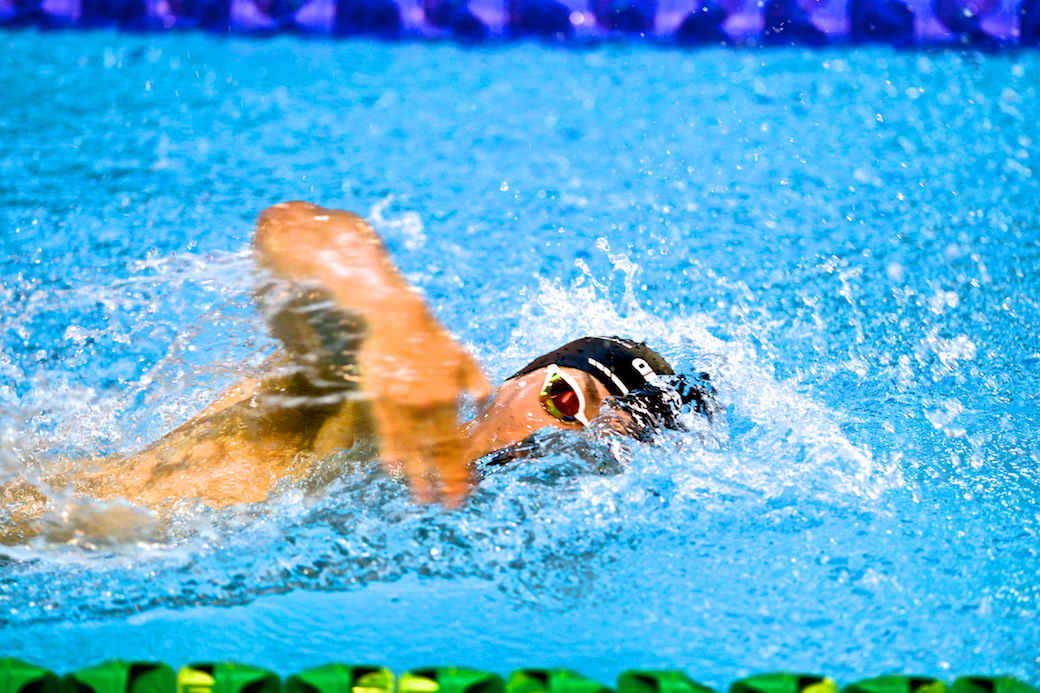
[174, 351, 293, 432]
[253, 201, 491, 506]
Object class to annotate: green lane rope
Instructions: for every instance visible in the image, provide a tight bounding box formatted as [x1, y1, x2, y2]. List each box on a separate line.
[844, 676, 947, 693]
[734, 673, 838, 693]
[1, 658, 1037, 693]
[67, 661, 175, 693]
[0, 658, 61, 693]
[286, 664, 394, 693]
[509, 670, 610, 693]
[617, 670, 714, 693]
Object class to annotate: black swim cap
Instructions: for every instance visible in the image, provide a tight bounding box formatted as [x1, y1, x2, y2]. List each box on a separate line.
[507, 336, 674, 396]
[477, 338, 718, 469]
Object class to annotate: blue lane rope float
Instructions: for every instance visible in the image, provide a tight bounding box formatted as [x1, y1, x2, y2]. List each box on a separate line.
[1, 660, 1038, 693]
[0, 0, 1037, 49]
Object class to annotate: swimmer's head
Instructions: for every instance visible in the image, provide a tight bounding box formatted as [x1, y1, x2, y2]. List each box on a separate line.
[508, 336, 676, 398]
[462, 337, 715, 463]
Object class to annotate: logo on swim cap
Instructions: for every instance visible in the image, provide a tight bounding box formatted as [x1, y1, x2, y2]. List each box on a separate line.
[507, 336, 674, 397]
[632, 358, 655, 379]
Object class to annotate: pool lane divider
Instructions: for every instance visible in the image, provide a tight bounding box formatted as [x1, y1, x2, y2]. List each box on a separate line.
[1, 659, 1037, 693]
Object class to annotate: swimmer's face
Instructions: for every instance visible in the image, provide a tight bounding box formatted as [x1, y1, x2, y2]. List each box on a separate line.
[462, 366, 612, 463]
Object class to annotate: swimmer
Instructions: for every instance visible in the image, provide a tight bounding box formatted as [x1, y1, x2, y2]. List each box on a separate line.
[3, 202, 716, 541]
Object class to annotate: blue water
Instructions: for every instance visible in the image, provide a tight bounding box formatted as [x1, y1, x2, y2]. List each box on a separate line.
[1, 31, 1039, 686]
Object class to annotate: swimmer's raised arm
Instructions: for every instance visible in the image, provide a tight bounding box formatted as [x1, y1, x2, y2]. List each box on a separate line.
[253, 201, 491, 506]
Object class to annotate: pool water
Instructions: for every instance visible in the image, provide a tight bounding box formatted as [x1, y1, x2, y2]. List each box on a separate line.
[1, 31, 1038, 686]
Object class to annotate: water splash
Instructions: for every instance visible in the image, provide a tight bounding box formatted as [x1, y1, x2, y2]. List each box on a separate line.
[1, 35, 1038, 683]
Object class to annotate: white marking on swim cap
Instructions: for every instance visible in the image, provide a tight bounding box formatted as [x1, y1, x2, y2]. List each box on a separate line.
[632, 358, 656, 380]
[587, 358, 629, 394]
[314, 215, 330, 221]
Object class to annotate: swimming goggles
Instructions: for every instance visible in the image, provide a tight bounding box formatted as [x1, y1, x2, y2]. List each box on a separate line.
[539, 364, 591, 426]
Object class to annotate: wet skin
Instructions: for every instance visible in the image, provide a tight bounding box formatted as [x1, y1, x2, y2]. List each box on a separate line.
[74, 202, 612, 511]
[462, 367, 611, 463]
